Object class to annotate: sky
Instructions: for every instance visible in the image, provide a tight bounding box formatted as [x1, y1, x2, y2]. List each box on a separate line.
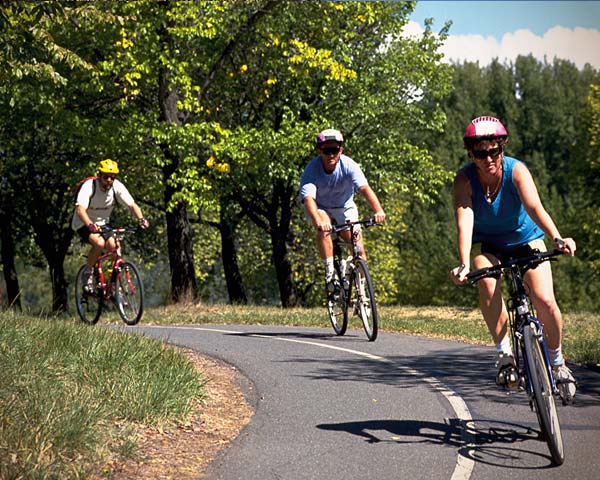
[406, 1, 600, 69]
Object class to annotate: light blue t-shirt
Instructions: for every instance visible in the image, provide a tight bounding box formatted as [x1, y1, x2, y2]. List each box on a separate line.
[464, 156, 543, 248]
[299, 154, 368, 209]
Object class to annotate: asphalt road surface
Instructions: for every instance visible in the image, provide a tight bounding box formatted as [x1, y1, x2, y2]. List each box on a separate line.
[129, 323, 600, 480]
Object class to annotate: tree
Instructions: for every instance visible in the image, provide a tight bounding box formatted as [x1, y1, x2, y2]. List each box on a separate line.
[198, 1, 453, 306]
[0, 1, 118, 312]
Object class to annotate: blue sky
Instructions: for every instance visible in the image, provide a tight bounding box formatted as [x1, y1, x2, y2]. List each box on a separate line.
[406, 1, 600, 68]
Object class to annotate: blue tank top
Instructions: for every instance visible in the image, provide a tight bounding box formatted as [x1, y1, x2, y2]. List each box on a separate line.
[464, 156, 543, 248]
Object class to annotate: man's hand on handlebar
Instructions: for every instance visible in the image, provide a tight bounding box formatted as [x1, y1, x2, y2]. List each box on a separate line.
[373, 210, 386, 224]
[316, 220, 332, 233]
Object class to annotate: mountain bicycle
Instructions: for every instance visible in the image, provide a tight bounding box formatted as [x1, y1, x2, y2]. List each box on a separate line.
[75, 225, 145, 326]
[466, 246, 567, 465]
[327, 218, 380, 341]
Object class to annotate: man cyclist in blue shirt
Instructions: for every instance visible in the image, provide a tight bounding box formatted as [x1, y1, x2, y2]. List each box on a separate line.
[300, 128, 385, 293]
[450, 116, 577, 402]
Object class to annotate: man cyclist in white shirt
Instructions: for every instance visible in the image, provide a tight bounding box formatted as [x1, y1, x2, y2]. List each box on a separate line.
[71, 159, 150, 292]
[299, 129, 385, 293]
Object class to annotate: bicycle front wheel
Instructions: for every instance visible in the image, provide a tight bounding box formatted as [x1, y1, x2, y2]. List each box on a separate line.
[350, 259, 378, 341]
[75, 265, 102, 325]
[523, 323, 564, 465]
[326, 264, 348, 336]
[114, 261, 144, 325]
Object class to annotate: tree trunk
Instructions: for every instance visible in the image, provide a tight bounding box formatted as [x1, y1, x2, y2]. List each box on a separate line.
[269, 179, 298, 307]
[165, 198, 198, 303]
[0, 214, 22, 310]
[49, 259, 69, 313]
[270, 228, 298, 307]
[219, 201, 247, 304]
[157, 16, 198, 303]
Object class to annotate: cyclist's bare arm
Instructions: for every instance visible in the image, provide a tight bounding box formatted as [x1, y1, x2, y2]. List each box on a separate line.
[358, 185, 385, 223]
[512, 163, 576, 256]
[128, 202, 143, 220]
[451, 171, 474, 284]
[304, 196, 332, 232]
[76, 205, 96, 230]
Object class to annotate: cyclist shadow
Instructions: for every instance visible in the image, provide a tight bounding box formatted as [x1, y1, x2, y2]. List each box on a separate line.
[316, 418, 554, 468]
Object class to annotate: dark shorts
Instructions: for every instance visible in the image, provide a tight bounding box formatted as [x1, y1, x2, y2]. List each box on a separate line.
[480, 238, 547, 263]
[76, 225, 114, 244]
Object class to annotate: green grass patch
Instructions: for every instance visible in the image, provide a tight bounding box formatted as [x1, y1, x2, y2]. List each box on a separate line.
[0, 312, 205, 480]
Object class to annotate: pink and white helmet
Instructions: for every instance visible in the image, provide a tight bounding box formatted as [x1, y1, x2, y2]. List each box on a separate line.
[463, 116, 508, 147]
[316, 128, 344, 146]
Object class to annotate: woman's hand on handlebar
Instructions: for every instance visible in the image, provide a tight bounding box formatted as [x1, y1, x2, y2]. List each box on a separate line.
[554, 237, 576, 256]
[450, 263, 470, 285]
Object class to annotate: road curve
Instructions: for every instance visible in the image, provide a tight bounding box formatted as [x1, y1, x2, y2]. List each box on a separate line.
[128, 324, 600, 480]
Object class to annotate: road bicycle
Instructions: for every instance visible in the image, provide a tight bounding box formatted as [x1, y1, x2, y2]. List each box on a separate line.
[466, 247, 567, 465]
[75, 225, 145, 326]
[327, 218, 380, 341]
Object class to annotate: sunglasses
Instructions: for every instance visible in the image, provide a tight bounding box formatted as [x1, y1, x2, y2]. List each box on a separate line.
[472, 146, 503, 160]
[321, 146, 341, 155]
[100, 174, 117, 180]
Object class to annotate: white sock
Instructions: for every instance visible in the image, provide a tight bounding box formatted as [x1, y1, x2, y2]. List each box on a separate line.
[495, 336, 512, 356]
[548, 346, 564, 367]
[324, 257, 334, 281]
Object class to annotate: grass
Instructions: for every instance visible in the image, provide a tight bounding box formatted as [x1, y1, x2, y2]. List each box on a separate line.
[1, 303, 598, 479]
[0, 312, 204, 480]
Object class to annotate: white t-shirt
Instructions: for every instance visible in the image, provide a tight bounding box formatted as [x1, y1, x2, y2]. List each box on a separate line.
[71, 178, 135, 230]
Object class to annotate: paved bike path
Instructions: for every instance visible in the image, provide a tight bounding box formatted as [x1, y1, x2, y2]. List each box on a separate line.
[130, 324, 600, 480]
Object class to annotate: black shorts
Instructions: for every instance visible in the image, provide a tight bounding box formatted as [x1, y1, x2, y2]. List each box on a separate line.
[480, 238, 547, 264]
[76, 225, 114, 244]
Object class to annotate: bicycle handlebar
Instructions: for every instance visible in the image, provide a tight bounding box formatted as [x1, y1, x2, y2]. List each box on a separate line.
[331, 218, 381, 234]
[99, 225, 140, 236]
[466, 249, 565, 284]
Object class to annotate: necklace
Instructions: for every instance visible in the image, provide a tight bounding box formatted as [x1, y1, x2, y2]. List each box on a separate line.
[485, 175, 502, 202]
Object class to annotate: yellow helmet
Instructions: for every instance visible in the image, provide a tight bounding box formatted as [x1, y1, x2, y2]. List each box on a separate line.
[98, 158, 119, 174]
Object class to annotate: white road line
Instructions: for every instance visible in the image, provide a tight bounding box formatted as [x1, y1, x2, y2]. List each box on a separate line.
[145, 325, 476, 480]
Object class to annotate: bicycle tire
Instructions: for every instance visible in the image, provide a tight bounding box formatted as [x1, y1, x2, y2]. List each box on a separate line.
[523, 323, 564, 465]
[115, 261, 145, 325]
[350, 258, 378, 341]
[75, 265, 102, 325]
[326, 263, 348, 336]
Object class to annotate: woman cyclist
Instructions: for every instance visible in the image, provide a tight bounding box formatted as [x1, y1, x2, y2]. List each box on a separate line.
[449, 116, 577, 402]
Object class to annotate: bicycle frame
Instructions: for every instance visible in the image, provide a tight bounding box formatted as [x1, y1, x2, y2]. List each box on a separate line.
[504, 263, 559, 397]
[94, 227, 132, 301]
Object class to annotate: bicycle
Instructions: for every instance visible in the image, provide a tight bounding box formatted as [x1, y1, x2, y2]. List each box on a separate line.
[466, 246, 567, 465]
[75, 225, 145, 326]
[327, 218, 380, 341]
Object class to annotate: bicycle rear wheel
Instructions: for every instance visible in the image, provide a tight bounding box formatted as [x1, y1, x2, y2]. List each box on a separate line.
[114, 261, 144, 325]
[326, 265, 348, 336]
[523, 323, 564, 465]
[350, 259, 378, 341]
[75, 265, 102, 325]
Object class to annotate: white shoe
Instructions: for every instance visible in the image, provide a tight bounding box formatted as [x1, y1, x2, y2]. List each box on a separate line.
[82, 268, 95, 293]
[552, 364, 577, 404]
[495, 353, 518, 387]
